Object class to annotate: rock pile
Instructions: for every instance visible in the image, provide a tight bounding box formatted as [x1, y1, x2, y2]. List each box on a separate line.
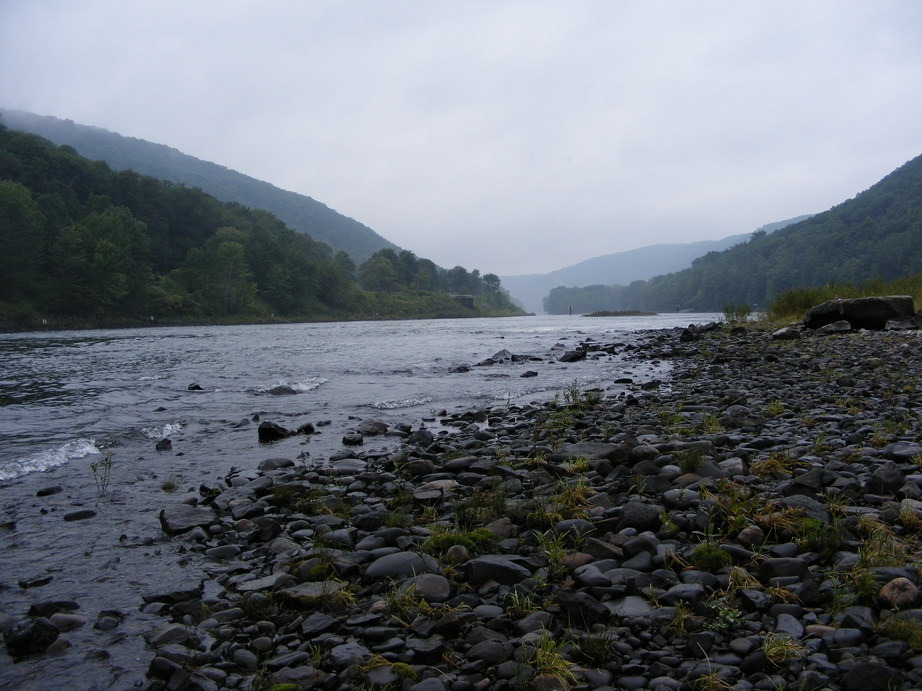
[76, 325, 922, 688]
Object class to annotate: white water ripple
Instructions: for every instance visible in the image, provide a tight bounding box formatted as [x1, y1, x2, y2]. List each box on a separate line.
[0, 438, 100, 481]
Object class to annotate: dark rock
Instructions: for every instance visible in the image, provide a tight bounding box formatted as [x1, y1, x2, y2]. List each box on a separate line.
[155, 438, 172, 451]
[159, 505, 216, 535]
[296, 422, 315, 435]
[342, 432, 364, 446]
[257, 421, 291, 442]
[35, 486, 63, 497]
[365, 552, 435, 580]
[554, 591, 609, 625]
[559, 349, 587, 362]
[28, 600, 79, 618]
[63, 509, 96, 521]
[356, 419, 388, 436]
[187, 383, 203, 391]
[841, 658, 901, 691]
[758, 558, 808, 583]
[804, 295, 915, 330]
[617, 501, 663, 532]
[771, 326, 802, 340]
[464, 555, 532, 585]
[817, 319, 852, 335]
[867, 460, 904, 494]
[882, 443, 922, 462]
[266, 385, 297, 395]
[3, 617, 59, 657]
[257, 457, 294, 471]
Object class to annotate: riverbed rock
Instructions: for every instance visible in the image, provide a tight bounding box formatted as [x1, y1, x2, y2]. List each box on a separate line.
[257, 421, 291, 442]
[3, 617, 59, 657]
[804, 295, 915, 330]
[139, 324, 922, 691]
[159, 504, 216, 535]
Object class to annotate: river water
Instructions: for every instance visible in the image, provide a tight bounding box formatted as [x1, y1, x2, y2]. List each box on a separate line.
[0, 314, 714, 689]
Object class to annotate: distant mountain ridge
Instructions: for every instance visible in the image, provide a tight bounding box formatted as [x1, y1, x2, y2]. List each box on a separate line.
[542, 152, 922, 313]
[501, 216, 811, 313]
[0, 108, 400, 264]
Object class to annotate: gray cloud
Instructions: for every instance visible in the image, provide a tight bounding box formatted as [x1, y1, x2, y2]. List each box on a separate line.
[2, 0, 920, 275]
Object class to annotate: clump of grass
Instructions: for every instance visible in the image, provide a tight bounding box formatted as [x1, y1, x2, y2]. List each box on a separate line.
[90, 452, 114, 495]
[505, 590, 540, 618]
[678, 447, 706, 474]
[761, 632, 804, 665]
[795, 516, 844, 559]
[722, 303, 752, 323]
[750, 450, 805, 477]
[690, 542, 731, 572]
[451, 484, 508, 530]
[856, 516, 907, 568]
[703, 594, 745, 633]
[698, 413, 723, 434]
[535, 530, 570, 578]
[878, 612, 922, 650]
[573, 627, 618, 665]
[421, 525, 495, 557]
[360, 654, 420, 683]
[765, 400, 785, 417]
[523, 630, 577, 690]
[269, 484, 323, 514]
[160, 475, 179, 492]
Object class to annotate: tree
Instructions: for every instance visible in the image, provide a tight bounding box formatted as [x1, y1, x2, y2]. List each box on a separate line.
[359, 254, 400, 292]
[0, 180, 45, 301]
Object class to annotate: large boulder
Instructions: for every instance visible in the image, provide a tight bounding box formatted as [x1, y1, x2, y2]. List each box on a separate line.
[803, 296, 915, 330]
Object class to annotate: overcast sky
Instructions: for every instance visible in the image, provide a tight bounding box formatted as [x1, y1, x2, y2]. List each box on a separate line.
[2, 1, 921, 276]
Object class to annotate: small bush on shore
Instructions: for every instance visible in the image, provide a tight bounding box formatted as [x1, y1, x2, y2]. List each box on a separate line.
[722, 303, 752, 323]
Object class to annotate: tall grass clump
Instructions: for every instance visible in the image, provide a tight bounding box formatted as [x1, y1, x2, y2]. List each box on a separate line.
[722, 303, 752, 323]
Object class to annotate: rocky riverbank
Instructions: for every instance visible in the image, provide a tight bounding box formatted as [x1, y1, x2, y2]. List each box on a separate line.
[10, 321, 922, 690]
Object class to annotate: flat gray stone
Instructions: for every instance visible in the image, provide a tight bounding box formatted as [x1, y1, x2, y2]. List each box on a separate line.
[159, 504, 216, 535]
[365, 552, 435, 580]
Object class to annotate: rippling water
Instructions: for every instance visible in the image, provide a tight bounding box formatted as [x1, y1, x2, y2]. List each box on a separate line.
[0, 314, 715, 689]
[0, 314, 716, 482]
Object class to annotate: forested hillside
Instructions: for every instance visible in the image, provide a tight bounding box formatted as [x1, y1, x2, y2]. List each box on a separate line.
[0, 127, 522, 328]
[502, 216, 809, 313]
[0, 109, 398, 264]
[545, 153, 922, 313]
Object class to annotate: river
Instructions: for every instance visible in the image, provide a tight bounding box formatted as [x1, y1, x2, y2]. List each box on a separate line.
[0, 314, 715, 689]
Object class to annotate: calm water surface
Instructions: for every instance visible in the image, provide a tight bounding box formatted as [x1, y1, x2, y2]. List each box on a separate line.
[0, 314, 715, 689]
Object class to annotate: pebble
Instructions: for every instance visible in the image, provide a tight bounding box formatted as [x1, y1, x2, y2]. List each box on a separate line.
[130, 323, 922, 690]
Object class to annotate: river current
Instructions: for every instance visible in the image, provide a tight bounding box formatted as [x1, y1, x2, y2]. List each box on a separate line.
[0, 314, 715, 689]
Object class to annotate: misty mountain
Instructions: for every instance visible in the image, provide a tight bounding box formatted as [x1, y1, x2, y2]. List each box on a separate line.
[502, 217, 810, 313]
[543, 152, 922, 313]
[0, 108, 400, 265]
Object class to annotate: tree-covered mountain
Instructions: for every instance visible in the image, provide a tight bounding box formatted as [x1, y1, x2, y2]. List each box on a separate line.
[0, 108, 398, 265]
[501, 216, 809, 314]
[544, 153, 922, 314]
[0, 126, 522, 328]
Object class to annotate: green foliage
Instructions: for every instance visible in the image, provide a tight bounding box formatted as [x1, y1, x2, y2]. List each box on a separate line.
[544, 153, 922, 312]
[421, 526, 495, 557]
[722, 303, 752, 323]
[90, 453, 113, 495]
[523, 630, 577, 690]
[878, 612, 922, 651]
[795, 517, 843, 560]
[690, 542, 731, 572]
[0, 126, 523, 327]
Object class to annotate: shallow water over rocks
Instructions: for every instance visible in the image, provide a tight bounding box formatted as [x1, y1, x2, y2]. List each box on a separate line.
[0, 315, 708, 689]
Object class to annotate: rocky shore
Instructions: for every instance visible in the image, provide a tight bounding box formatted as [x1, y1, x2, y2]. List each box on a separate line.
[9, 320, 922, 690]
